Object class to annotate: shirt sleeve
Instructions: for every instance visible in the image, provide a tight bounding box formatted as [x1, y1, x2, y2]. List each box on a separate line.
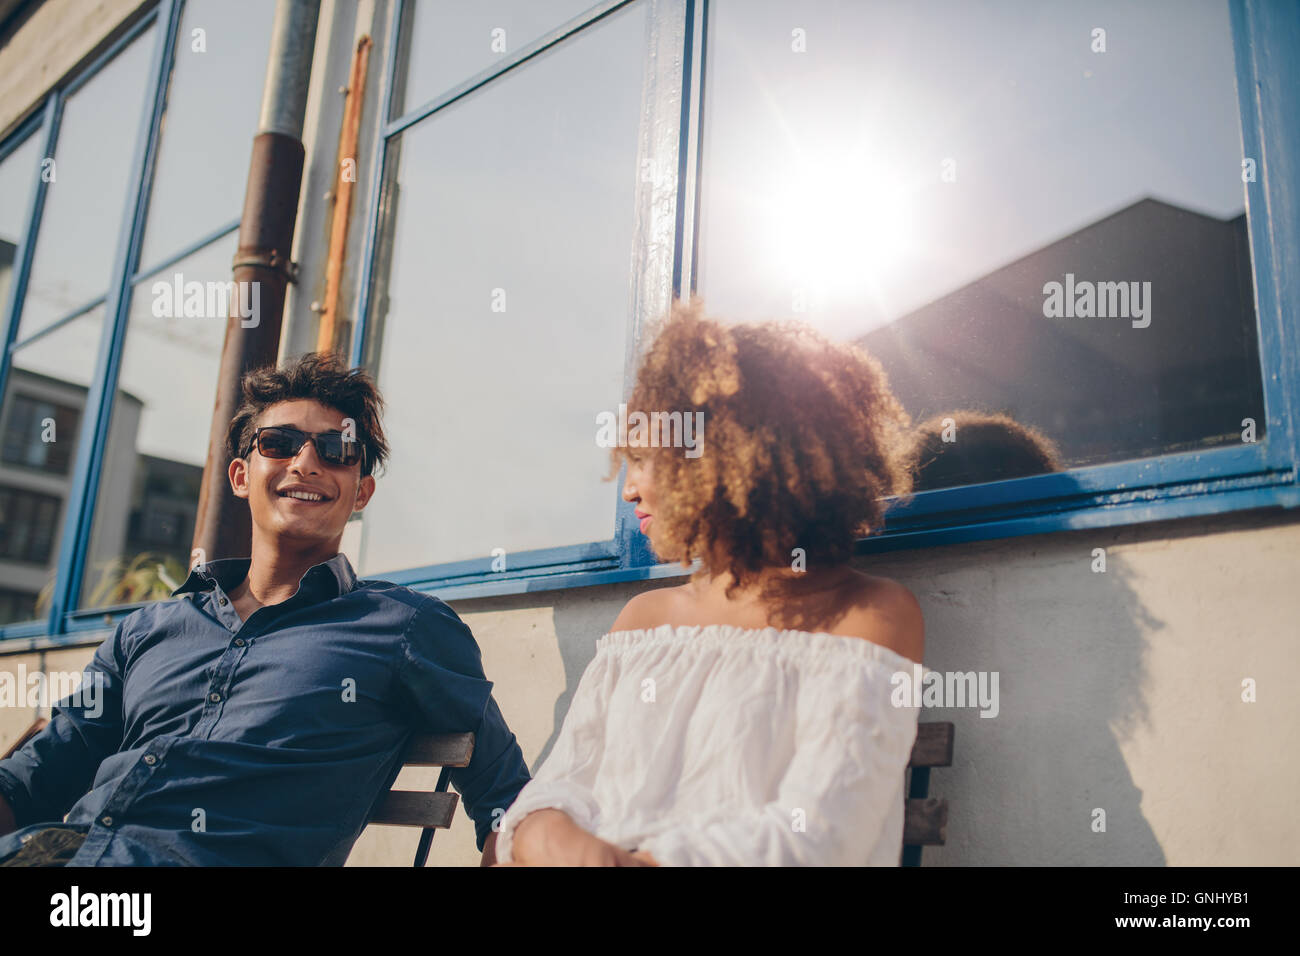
[494, 648, 613, 863]
[634, 663, 920, 866]
[394, 595, 531, 852]
[0, 619, 129, 828]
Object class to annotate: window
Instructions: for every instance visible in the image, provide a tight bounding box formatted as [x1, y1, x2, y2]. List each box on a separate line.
[341, 0, 1297, 597]
[0, 486, 62, 564]
[79, 0, 273, 610]
[0, 587, 39, 627]
[696, 0, 1265, 487]
[1, 393, 81, 473]
[0, 0, 275, 635]
[356, 0, 672, 579]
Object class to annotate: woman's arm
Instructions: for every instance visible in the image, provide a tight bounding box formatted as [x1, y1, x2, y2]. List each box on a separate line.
[494, 648, 614, 863]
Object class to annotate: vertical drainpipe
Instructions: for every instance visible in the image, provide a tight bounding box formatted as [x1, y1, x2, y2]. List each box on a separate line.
[191, 0, 321, 564]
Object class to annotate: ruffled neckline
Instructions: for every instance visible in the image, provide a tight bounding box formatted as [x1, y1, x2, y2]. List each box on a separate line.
[599, 622, 920, 670]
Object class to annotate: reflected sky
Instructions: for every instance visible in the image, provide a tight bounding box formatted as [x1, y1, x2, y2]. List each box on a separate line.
[138, 0, 273, 272]
[361, 1, 646, 573]
[16, 26, 156, 341]
[0, 133, 41, 315]
[119, 234, 237, 465]
[395, 0, 599, 117]
[696, 0, 1247, 340]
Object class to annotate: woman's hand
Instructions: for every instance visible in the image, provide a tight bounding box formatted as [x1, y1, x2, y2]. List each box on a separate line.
[506, 808, 650, 867]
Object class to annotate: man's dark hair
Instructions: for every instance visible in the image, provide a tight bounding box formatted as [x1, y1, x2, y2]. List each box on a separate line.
[225, 352, 390, 478]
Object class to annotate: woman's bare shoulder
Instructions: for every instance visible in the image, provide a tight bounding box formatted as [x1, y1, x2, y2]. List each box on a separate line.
[608, 583, 692, 633]
[834, 571, 925, 664]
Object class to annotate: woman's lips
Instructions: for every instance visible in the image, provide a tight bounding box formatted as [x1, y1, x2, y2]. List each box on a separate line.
[639, 515, 652, 533]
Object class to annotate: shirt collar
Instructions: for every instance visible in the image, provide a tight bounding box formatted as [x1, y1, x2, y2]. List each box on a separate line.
[172, 552, 360, 600]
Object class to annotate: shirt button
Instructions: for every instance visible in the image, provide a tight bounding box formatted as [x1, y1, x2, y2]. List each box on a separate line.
[209, 692, 222, 703]
[219, 597, 228, 606]
[143, 754, 157, 766]
[234, 638, 245, 647]
[101, 815, 113, 827]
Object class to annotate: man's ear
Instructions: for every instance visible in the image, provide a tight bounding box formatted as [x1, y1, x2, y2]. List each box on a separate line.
[229, 457, 251, 500]
[351, 473, 376, 513]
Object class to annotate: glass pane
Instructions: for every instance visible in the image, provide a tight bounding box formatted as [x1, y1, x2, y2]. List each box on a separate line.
[137, 0, 274, 272]
[0, 309, 104, 625]
[80, 234, 236, 610]
[15, 25, 156, 341]
[697, 0, 1265, 487]
[362, 0, 646, 573]
[0, 133, 42, 320]
[393, 0, 599, 117]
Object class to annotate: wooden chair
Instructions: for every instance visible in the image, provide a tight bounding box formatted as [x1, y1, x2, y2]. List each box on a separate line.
[368, 732, 475, 867]
[901, 721, 954, 866]
[1, 717, 48, 760]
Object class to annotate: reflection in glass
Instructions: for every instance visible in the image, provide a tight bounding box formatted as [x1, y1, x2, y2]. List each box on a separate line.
[392, 0, 598, 117]
[137, 0, 274, 271]
[697, 0, 1264, 486]
[80, 235, 236, 610]
[363, 1, 646, 573]
[16, 25, 156, 340]
[0, 133, 42, 320]
[0, 309, 105, 624]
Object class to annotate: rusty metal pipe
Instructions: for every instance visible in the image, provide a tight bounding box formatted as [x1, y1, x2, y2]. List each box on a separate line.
[317, 34, 372, 354]
[191, 0, 321, 565]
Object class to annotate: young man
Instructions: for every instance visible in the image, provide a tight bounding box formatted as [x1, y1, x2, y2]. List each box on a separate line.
[0, 353, 530, 865]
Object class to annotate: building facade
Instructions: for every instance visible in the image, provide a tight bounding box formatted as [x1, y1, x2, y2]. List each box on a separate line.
[0, 0, 1297, 865]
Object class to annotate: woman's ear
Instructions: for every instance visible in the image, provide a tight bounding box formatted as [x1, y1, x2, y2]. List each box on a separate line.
[228, 457, 251, 500]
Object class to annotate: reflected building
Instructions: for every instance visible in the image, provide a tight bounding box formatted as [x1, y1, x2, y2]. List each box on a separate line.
[860, 199, 1266, 473]
[0, 368, 198, 623]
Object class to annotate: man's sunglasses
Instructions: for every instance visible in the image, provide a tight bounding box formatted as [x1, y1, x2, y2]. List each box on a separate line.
[243, 426, 365, 469]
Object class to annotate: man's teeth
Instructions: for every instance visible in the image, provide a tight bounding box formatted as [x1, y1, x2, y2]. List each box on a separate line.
[284, 490, 324, 501]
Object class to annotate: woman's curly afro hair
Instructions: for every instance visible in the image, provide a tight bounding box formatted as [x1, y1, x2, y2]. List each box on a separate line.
[611, 299, 913, 594]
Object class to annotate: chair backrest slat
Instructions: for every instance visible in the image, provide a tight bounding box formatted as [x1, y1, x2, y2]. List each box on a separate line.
[903, 797, 948, 846]
[908, 722, 954, 768]
[402, 732, 474, 767]
[370, 790, 459, 829]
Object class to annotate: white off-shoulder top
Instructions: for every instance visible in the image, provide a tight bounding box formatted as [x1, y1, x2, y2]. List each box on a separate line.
[496, 623, 921, 866]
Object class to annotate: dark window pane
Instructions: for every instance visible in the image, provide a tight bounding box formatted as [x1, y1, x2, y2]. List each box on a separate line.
[696, 0, 1265, 489]
[0, 486, 61, 563]
[0, 587, 39, 626]
[0, 393, 81, 473]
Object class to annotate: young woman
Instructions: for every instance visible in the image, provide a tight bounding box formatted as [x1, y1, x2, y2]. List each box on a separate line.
[496, 301, 923, 866]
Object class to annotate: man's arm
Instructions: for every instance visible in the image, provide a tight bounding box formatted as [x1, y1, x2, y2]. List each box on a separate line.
[394, 596, 532, 854]
[480, 831, 498, 867]
[0, 620, 129, 832]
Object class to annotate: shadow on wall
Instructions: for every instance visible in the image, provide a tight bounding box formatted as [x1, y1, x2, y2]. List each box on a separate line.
[871, 539, 1166, 865]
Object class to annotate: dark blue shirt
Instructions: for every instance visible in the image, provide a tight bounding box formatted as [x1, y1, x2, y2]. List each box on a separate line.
[0, 554, 531, 865]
